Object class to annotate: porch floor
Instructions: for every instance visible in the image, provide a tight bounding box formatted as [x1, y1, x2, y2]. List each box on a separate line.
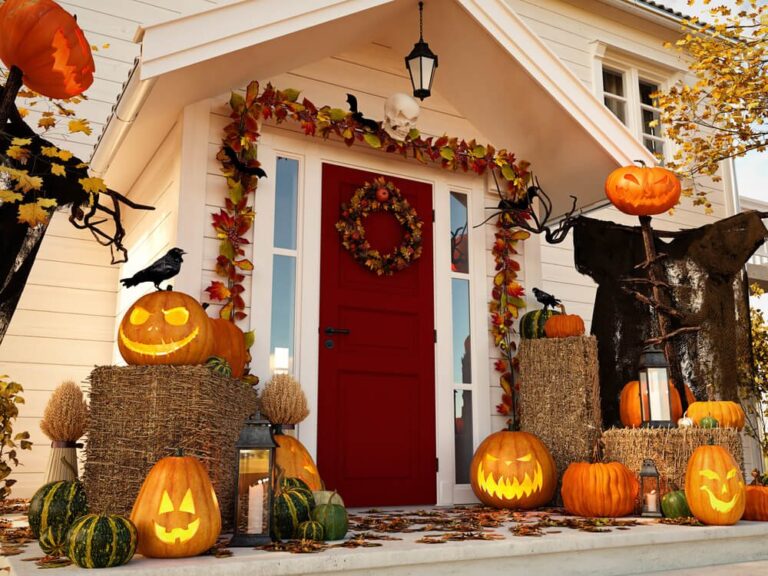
[6, 506, 768, 576]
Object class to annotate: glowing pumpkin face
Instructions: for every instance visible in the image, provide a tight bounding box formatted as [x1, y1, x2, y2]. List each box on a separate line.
[130, 453, 221, 558]
[275, 434, 323, 491]
[470, 430, 556, 509]
[604, 163, 681, 216]
[118, 291, 214, 365]
[685, 444, 745, 525]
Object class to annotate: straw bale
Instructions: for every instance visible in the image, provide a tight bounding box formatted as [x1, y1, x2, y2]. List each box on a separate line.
[602, 427, 744, 489]
[518, 336, 602, 480]
[84, 365, 257, 529]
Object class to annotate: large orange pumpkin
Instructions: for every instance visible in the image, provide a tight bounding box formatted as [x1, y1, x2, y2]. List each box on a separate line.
[274, 434, 323, 491]
[118, 291, 214, 365]
[130, 452, 221, 558]
[687, 401, 745, 430]
[744, 471, 768, 521]
[604, 163, 681, 216]
[561, 461, 639, 517]
[470, 429, 556, 509]
[619, 380, 696, 428]
[684, 443, 745, 525]
[543, 312, 585, 338]
[208, 318, 247, 378]
[0, 0, 94, 99]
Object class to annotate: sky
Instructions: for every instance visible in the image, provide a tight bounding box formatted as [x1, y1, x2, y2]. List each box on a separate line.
[660, 0, 767, 203]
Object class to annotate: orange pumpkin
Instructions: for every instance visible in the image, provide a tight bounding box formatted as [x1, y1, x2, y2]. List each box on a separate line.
[470, 429, 556, 509]
[604, 163, 681, 216]
[543, 312, 585, 338]
[208, 318, 247, 378]
[684, 443, 745, 525]
[130, 452, 221, 558]
[561, 461, 639, 517]
[619, 380, 696, 428]
[687, 401, 745, 430]
[118, 291, 214, 365]
[745, 485, 768, 521]
[274, 434, 323, 491]
[0, 0, 94, 99]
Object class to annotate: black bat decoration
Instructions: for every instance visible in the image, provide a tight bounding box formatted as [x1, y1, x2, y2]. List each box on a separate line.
[346, 93, 380, 132]
[222, 146, 268, 178]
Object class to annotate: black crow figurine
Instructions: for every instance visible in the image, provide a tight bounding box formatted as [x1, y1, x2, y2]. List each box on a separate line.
[120, 248, 186, 291]
[346, 93, 380, 132]
[532, 287, 561, 310]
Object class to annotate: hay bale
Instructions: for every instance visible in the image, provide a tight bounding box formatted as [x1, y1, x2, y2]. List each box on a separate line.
[518, 336, 602, 479]
[84, 365, 257, 529]
[602, 427, 744, 489]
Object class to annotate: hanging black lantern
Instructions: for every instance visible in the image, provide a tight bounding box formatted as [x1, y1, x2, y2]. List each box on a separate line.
[405, 1, 438, 100]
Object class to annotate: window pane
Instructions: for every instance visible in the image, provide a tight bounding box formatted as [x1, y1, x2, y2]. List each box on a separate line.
[602, 68, 625, 97]
[454, 390, 473, 484]
[639, 81, 659, 106]
[274, 157, 299, 250]
[270, 254, 296, 373]
[604, 96, 627, 124]
[643, 138, 664, 156]
[642, 108, 661, 138]
[450, 192, 469, 273]
[452, 278, 471, 384]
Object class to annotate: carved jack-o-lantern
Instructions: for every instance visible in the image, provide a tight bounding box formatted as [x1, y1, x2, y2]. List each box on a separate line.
[275, 434, 323, 491]
[604, 163, 681, 216]
[118, 291, 214, 365]
[130, 452, 221, 558]
[684, 443, 745, 525]
[470, 429, 556, 509]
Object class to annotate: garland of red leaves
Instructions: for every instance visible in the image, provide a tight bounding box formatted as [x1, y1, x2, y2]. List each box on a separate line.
[336, 177, 423, 276]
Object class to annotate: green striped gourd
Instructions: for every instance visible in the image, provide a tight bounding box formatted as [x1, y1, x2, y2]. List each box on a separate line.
[66, 513, 138, 568]
[271, 478, 315, 541]
[206, 356, 232, 378]
[28, 480, 88, 539]
[520, 308, 561, 339]
[296, 520, 325, 541]
[311, 492, 348, 541]
[39, 524, 68, 557]
[661, 490, 692, 519]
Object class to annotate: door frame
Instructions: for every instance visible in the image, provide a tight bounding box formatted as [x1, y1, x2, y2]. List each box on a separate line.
[251, 127, 491, 505]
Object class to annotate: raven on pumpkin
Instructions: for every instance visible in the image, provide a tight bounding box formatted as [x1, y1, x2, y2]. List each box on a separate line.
[120, 248, 186, 291]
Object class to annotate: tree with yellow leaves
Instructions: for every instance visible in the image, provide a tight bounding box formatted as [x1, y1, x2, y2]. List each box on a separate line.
[654, 0, 767, 211]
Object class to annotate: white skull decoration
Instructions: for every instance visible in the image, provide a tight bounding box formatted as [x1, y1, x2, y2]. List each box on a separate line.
[383, 93, 420, 141]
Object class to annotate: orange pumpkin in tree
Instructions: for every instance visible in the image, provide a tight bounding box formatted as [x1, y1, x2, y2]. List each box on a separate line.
[619, 380, 696, 428]
[274, 433, 323, 491]
[0, 0, 94, 99]
[208, 318, 247, 378]
[118, 291, 214, 365]
[561, 461, 638, 517]
[684, 443, 745, 525]
[605, 162, 681, 216]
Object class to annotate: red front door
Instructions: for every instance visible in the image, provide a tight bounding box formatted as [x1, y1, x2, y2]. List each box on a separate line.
[317, 163, 436, 507]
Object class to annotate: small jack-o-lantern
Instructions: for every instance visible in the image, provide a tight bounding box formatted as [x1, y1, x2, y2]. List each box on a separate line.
[275, 433, 323, 491]
[130, 451, 221, 558]
[604, 162, 681, 216]
[470, 428, 556, 509]
[118, 291, 214, 365]
[684, 443, 745, 525]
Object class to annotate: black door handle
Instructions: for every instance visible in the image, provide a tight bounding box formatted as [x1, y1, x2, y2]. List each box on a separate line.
[325, 327, 351, 335]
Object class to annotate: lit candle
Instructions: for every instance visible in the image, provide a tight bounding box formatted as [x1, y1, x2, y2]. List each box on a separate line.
[645, 489, 658, 513]
[247, 482, 264, 534]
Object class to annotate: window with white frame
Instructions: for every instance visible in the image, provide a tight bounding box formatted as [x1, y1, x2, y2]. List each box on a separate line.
[601, 65, 666, 158]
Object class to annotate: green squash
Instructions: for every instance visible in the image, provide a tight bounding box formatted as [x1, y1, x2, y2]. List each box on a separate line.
[661, 490, 692, 518]
[206, 355, 232, 378]
[39, 524, 68, 557]
[700, 415, 719, 429]
[520, 308, 561, 339]
[271, 478, 315, 541]
[28, 480, 88, 539]
[311, 492, 348, 541]
[296, 520, 325, 541]
[66, 513, 137, 569]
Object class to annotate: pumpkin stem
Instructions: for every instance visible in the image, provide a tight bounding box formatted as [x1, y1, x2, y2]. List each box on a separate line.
[506, 419, 520, 432]
[174, 447, 184, 457]
[0, 65, 23, 128]
[634, 159, 647, 167]
[591, 437, 606, 463]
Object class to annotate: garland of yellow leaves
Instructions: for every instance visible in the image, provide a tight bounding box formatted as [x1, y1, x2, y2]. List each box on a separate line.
[336, 177, 423, 276]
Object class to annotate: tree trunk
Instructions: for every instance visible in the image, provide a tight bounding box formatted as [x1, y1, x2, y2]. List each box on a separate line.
[0, 204, 49, 345]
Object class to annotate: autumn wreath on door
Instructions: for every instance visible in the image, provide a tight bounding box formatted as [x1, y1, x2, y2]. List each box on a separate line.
[336, 176, 423, 276]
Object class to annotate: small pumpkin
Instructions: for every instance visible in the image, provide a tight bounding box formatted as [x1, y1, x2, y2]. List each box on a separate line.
[296, 520, 325, 541]
[39, 524, 69, 557]
[543, 307, 585, 338]
[519, 307, 561, 339]
[271, 477, 314, 541]
[311, 492, 348, 541]
[684, 443, 745, 525]
[561, 461, 638, 517]
[470, 427, 557, 509]
[687, 401, 745, 429]
[28, 480, 87, 539]
[678, 413, 694, 428]
[275, 433, 323, 491]
[66, 513, 138, 568]
[118, 291, 215, 366]
[0, 0, 95, 99]
[313, 490, 345, 507]
[130, 451, 221, 558]
[744, 470, 768, 521]
[700, 415, 719, 429]
[206, 356, 232, 378]
[208, 318, 247, 378]
[604, 162, 681, 216]
[661, 490, 692, 518]
[619, 380, 695, 428]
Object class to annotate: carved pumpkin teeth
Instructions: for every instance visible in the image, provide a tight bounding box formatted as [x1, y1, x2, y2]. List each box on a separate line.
[699, 485, 742, 513]
[477, 461, 544, 500]
[119, 326, 200, 356]
[152, 518, 200, 544]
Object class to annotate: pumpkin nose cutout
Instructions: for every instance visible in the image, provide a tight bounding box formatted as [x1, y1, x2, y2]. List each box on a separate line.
[129, 306, 151, 325]
[163, 307, 190, 326]
[722, 484, 728, 495]
[504, 460, 513, 466]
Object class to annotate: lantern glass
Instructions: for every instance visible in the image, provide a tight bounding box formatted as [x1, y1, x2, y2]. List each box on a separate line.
[640, 459, 662, 517]
[638, 345, 672, 427]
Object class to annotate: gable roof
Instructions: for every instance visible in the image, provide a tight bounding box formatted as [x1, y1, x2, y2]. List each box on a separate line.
[92, 0, 655, 217]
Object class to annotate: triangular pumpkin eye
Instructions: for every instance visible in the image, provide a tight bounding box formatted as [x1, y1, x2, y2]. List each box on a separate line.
[158, 491, 174, 514]
[179, 488, 196, 514]
[485, 454, 498, 463]
[516, 453, 532, 462]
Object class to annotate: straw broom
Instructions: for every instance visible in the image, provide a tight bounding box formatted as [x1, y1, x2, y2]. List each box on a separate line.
[40, 380, 88, 483]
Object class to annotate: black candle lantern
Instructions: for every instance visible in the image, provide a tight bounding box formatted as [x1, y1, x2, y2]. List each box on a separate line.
[640, 458, 662, 517]
[637, 344, 672, 427]
[231, 413, 277, 546]
[405, 1, 438, 100]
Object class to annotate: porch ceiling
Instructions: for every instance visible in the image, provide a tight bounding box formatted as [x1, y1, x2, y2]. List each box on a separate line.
[96, 0, 653, 217]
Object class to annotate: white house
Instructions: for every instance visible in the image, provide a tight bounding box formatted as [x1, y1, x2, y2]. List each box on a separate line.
[3, 0, 752, 502]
